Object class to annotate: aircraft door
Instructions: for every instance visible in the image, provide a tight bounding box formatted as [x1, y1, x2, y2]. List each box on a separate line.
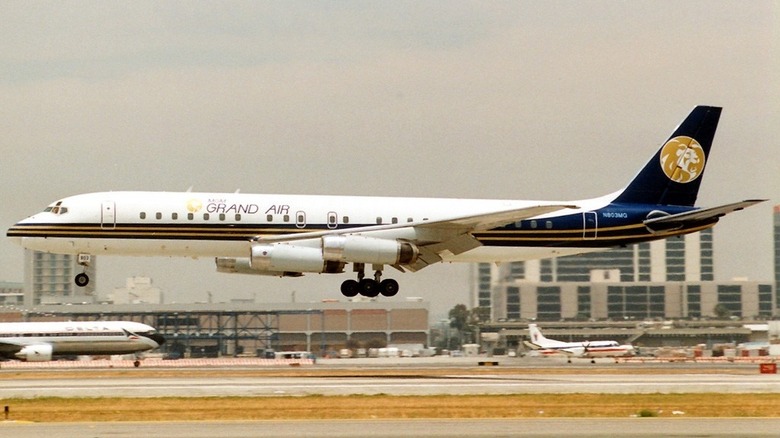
[101, 201, 116, 229]
[582, 211, 597, 240]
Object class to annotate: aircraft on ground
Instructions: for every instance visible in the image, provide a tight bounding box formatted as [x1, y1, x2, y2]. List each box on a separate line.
[7, 106, 763, 298]
[0, 320, 165, 366]
[524, 323, 634, 362]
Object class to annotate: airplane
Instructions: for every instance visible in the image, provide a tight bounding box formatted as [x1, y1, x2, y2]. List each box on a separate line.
[0, 320, 165, 366]
[6, 106, 764, 298]
[524, 323, 634, 362]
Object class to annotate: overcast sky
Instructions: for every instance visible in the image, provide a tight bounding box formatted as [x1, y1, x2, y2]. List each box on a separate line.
[1, 1, 778, 319]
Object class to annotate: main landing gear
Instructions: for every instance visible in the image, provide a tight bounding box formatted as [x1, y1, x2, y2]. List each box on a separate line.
[340, 264, 399, 298]
[74, 253, 91, 287]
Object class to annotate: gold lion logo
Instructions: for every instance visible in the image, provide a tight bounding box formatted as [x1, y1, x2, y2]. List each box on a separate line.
[186, 199, 203, 213]
[659, 136, 705, 184]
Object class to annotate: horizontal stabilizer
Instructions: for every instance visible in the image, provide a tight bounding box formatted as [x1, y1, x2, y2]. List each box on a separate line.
[643, 199, 765, 231]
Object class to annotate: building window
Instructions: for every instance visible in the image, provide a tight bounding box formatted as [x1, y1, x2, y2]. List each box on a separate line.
[717, 285, 743, 317]
[687, 285, 701, 318]
[577, 286, 591, 319]
[506, 286, 520, 320]
[537, 286, 561, 321]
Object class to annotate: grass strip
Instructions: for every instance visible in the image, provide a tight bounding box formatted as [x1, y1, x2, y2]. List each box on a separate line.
[1, 394, 779, 422]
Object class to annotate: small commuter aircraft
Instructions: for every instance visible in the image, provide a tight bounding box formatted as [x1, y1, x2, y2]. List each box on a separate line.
[7, 106, 763, 298]
[0, 320, 165, 366]
[524, 324, 634, 362]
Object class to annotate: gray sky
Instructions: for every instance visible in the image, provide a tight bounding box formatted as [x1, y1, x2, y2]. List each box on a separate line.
[1, 1, 778, 319]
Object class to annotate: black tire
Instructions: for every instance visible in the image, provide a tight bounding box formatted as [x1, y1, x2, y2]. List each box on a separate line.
[379, 279, 399, 297]
[359, 279, 380, 297]
[75, 273, 90, 287]
[340, 279, 360, 297]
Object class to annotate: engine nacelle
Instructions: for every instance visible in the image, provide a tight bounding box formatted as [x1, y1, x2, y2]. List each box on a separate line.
[215, 257, 303, 277]
[322, 235, 418, 265]
[15, 344, 53, 362]
[249, 244, 344, 274]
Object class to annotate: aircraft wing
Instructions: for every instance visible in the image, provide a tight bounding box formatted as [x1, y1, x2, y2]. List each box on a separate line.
[643, 199, 765, 231]
[559, 347, 586, 357]
[254, 204, 578, 271]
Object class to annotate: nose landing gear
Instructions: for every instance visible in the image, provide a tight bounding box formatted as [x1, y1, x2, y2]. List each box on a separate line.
[74, 253, 91, 287]
[339, 264, 399, 298]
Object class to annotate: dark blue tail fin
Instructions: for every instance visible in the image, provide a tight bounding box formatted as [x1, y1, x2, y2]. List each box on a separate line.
[613, 106, 721, 207]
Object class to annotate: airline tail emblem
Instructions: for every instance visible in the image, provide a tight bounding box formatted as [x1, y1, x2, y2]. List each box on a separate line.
[660, 136, 705, 183]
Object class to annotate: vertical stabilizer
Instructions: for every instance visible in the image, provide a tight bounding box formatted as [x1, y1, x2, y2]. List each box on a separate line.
[613, 106, 721, 207]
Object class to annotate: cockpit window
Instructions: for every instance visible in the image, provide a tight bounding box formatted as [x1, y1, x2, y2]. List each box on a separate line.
[45, 201, 68, 215]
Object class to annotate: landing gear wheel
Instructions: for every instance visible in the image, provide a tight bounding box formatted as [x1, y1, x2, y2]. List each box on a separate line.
[340, 279, 360, 297]
[359, 279, 380, 297]
[75, 273, 90, 287]
[134, 360, 141, 368]
[379, 279, 399, 297]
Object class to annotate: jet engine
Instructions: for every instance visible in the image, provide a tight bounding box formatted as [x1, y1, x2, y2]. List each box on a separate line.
[249, 243, 345, 275]
[15, 344, 53, 362]
[219, 236, 418, 277]
[321, 235, 418, 265]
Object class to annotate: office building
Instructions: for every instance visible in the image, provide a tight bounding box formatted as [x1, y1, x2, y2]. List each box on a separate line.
[473, 229, 713, 309]
[24, 250, 96, 307]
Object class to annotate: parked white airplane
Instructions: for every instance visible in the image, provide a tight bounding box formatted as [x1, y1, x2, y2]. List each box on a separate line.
[0, 321, 165, 365]
[7, 106, 763, 297]
[524, 324, 634, 362]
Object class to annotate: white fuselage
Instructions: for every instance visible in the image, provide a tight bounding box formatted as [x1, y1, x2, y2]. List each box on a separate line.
[0, 321, 164, 359]
[9, 191, 614, 262]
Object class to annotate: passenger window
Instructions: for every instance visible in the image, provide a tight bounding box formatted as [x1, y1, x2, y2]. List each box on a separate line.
[203, 213, 210, 220]
[392, 217, 398, 224]
[407, 218, 413, 223]
[172, 213, 178, 220]
[283, 214, 290, 222]
[530, 220, 537, 229]
[267, 214, 273, 222]
[187, 213, 194, 220]
[219, 214, 226, 221]
[140, 212, 146, 220]
[156, 212, 162, 220]
[235, 214, 241, 221]
[376, 217, 382, 224]
[343, 216, 350, 224]
[546, 221, 553, 229]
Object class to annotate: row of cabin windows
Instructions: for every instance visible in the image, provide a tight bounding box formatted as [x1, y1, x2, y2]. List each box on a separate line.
[515, 220, 554, 230]
[138, 212, 422, 225]
[139, 212, 242, 222]
[379, 217, 415, 225]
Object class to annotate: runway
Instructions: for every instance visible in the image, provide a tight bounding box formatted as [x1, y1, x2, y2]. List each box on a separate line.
[2, 359, 779, 437]
[4, 419, 780, 438]
[2, 371, 780, 398]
